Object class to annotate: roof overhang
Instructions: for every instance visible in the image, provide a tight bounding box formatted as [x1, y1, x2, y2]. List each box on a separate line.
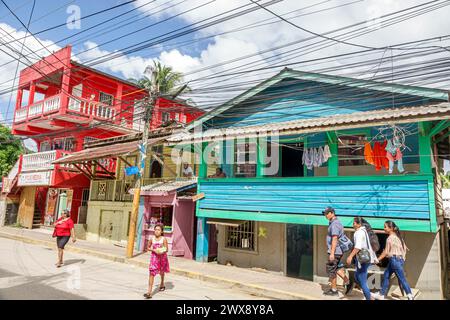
[168, 103, 450, 144]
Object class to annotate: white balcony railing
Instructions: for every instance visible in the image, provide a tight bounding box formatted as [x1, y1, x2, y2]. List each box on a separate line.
[68, 97, 116, 120]
[22, 150, 57, 172]
[28, 102, 43, 118]
[15, 108, 27, 122]
[43, 94, 61, 113]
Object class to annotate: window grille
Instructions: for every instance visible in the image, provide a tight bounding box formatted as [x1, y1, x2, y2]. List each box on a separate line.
[99, 92, 113, 106]
[225, 221, 256, 251]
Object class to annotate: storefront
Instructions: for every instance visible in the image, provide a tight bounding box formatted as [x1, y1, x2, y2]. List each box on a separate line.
[139, 179, 198, 259]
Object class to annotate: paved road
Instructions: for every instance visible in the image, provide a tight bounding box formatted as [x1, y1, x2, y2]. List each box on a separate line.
[0, 238, 265, 300]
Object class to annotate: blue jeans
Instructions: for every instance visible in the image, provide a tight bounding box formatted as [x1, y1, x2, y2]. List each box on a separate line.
[380, 256, 412, 296]
[355, 262, 371, 300]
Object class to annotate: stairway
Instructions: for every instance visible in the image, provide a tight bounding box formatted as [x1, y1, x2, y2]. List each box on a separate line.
[32, 208, 42, 229]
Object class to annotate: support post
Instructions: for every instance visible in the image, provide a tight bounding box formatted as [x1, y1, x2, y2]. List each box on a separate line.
[195, 217, 209, 262]
[256, 136, 267, 178]
[126, 69, 158, 259]
[60, 67, 71, 113]
[28, 81, 35, 106]
[418, 122, 432, 174]
[327, 131, 339, 177]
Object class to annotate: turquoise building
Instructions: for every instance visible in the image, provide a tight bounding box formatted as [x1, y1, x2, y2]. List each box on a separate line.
[168, 68, 450, 299]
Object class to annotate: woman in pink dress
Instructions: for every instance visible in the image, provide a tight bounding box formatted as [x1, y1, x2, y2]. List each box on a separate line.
[144, 224, 170, 299]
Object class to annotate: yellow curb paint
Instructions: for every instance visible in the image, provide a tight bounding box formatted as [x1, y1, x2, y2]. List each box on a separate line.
[0, 231, 318, 300]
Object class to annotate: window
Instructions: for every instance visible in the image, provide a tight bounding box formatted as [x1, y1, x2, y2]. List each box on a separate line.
[52, 137, 76, 152]
[146, 206, 173, 233]
[181, 114, 187, 123]
[84, 136, 99, 146]
[234, 140, 256, 177]
[99, 92, 113, 106]
[40, 141, 51, 152]
[225, 221, 256, 251]
[174, 113, 180, 121]
[161, 112, 170, 123]
[338, 135, 367, 166]
[72, 84, 83, 97]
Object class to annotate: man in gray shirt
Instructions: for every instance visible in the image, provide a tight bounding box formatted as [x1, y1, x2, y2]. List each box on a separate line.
[323, 206, 353, 296]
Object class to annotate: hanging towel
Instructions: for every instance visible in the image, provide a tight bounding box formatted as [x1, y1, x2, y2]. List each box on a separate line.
[302, 148, 314, 170]
[312, 147, 322, 168]
[364, 142, 375, 165]
[323, 145, 332, 162]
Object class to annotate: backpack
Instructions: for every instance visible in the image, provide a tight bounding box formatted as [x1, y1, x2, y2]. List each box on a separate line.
[362, 222, 380, 252]
[338, 233, 354, 253]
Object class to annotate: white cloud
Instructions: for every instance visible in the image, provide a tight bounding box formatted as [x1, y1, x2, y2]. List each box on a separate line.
[0, 23, 61, 123]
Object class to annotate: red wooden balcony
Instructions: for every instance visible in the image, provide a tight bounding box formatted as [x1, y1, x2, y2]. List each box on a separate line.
[14, 93, 117, 125]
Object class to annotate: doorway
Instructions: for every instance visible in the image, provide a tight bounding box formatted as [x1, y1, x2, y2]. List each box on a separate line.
[286, 224, 313, 281]
[150, 160, 162, 178]
[281, 143, 304, 177]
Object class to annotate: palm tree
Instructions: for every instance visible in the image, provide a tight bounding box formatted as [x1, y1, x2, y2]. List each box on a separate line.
[129, 61, 190, 96]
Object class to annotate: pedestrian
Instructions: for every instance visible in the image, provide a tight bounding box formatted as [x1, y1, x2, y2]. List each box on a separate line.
[372, 221, 414, 300]
[323, 206, 354, 296]
[346, 217, 378, 300]
[144, 224, 170, 299]
[52, 209, 76, 268]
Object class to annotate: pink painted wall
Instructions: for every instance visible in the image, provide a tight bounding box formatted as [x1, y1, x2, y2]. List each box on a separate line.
[142, 193, 196, 259]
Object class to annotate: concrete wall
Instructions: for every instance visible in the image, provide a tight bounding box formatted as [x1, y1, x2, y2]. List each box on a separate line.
[86, 201, 132, 245]
[314, 225, 445, 299]
[216, 222, 285, 273]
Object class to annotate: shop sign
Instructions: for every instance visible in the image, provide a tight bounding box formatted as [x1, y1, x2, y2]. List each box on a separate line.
[18, 171, 52, 186]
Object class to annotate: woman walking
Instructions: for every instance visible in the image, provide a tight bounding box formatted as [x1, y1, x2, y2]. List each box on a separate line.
[144, 224, 170, 299]
[346, 217, 378, 300]
[53, 209, 76, 267]
[372, 221, 414, 300]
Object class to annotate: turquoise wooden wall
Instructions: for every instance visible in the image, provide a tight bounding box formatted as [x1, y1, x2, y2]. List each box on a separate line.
[206, 78, 446, 129]
[196, 176, 435, 232]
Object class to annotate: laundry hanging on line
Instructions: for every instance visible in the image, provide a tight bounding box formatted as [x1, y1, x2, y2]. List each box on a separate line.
[364, 139, 405, 174]
[302, 145, 332, 170]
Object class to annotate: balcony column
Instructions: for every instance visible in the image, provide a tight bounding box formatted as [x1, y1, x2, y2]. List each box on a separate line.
[115, 83, 123, 123]
[60, 66, 71, 113]
[256, 136, 267, 178]
[418, 122, 432, 174]
[28, 81, 36, 106]
[16, 88, 23, 109]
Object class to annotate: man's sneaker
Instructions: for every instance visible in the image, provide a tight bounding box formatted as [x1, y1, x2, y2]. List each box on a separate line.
[407, 293, 414, 300]
[371, 292, 386, 300]
[344, 279, 355, 295]
[323, 289, 339, 296]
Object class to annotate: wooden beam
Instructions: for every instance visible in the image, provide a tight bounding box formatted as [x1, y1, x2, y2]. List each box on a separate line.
[73, 163, 93, 180]
[118, 156, 133, 167]
[93, 160, 116, 179]
[429, 120, 450, 137]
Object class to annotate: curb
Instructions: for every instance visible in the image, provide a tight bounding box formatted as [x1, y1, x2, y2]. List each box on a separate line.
[0, 231, 316, 300]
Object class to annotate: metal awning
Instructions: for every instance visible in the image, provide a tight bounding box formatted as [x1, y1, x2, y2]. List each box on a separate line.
[140, 179, 197, 196]
[53, 136, 167, 165]
[206, 218, 247, 227]
[167, 103, 450, 143]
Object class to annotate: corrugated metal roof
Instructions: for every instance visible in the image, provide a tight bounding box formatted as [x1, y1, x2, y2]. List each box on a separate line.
[169, 103, 450, 143]
[53, 136, 166, 164]
[140, 179, 197, 194]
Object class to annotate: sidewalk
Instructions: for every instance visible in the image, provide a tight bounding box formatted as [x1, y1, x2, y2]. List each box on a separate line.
[0, 226, 364, 300]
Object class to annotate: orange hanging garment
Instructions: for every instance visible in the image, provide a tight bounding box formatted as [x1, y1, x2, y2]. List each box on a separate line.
[373, 140, 389, 171]
[364, 142, 375, 165]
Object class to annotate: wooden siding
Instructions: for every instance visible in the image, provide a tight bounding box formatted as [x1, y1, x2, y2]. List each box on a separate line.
[197, 176, 434, 231]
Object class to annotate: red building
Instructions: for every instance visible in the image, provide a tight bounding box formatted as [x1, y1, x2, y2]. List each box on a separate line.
[2, 46, 203, 229]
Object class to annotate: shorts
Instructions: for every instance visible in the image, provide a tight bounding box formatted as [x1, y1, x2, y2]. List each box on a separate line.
[326, 255, 343, 280]
[56, 236, 70, 249]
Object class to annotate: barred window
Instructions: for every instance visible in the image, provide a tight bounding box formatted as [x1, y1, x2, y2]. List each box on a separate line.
[225, 221, 256, 251]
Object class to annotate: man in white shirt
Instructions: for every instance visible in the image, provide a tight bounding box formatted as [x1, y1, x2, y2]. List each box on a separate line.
[182, 163, 194, 177]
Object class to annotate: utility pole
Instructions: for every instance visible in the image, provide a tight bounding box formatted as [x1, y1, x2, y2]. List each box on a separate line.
[126, 67, 158, 258]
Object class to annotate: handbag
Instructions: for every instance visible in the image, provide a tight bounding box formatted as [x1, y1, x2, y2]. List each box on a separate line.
[52, 227, 57, 238]
[338, 234, 353, 253]
[357, 229, 372, 264]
